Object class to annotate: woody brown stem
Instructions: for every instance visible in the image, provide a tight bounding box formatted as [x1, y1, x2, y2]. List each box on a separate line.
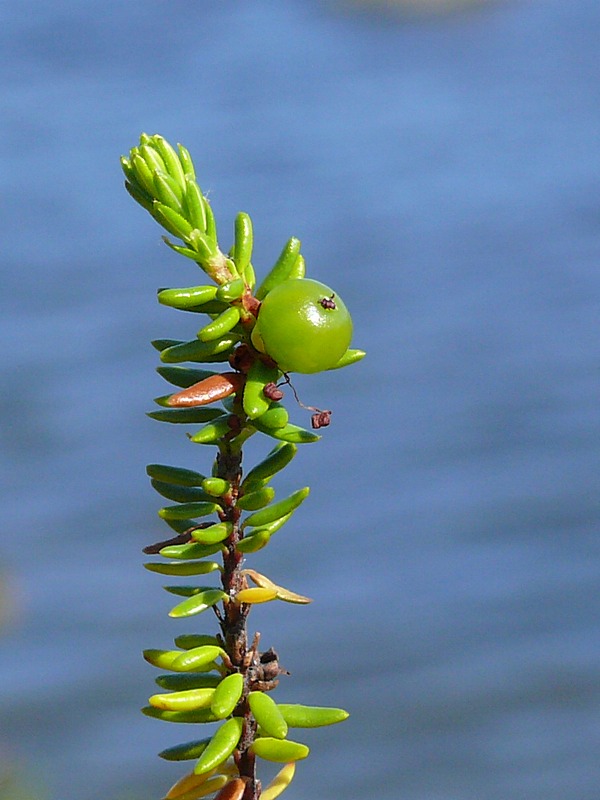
[215, 440, 261, 800]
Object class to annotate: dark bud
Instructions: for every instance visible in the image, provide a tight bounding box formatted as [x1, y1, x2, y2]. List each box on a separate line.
[311, 410, 332, 429]
[246, 646, 286, 692]
[229, 343, 254, 373]
[263, 382, 284, 401]
[260, 647, 278, 664]
[260, 648, 283, 680]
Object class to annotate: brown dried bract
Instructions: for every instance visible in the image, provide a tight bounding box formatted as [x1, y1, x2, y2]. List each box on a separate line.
[311, 409, 332, 429]
[263, 382, 284, 401]
[241, 290, 261, 319]
[142, 532, 192, 555]
[167, 372, 243, 407]
[142, 523, 212, 554]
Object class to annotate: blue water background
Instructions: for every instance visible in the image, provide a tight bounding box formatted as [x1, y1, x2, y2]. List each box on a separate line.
[1, 1, 599, 798]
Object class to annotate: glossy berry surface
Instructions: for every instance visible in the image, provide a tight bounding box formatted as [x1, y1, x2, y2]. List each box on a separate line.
[252, 278, 353, 373]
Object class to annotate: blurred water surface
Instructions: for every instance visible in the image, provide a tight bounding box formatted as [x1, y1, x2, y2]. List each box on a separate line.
[1, 1, 599, 798]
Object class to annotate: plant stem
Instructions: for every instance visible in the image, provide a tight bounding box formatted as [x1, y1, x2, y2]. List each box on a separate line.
[215, 436, 261, 800]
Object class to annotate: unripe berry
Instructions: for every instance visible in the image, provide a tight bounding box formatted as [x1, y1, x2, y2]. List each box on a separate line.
[252, 279, 353, 374]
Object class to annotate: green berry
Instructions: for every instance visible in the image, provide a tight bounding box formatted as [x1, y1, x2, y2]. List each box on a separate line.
[253, 279, 353, 374]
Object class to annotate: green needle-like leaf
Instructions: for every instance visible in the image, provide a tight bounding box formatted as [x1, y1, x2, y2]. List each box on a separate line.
[169, 589, 228, 618]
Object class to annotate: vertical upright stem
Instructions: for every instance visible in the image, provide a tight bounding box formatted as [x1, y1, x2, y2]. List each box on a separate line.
[215, 437, 261, 800]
